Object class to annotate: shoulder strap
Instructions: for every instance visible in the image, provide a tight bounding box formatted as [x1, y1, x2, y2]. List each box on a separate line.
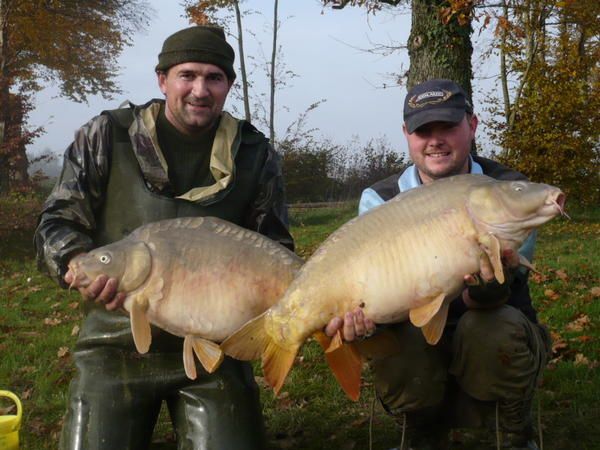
[102, 106, 135, 143]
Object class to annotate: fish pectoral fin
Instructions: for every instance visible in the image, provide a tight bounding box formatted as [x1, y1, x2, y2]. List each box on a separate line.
[519, 254, 538, 273]
[420, 299, 450, 345]
[130, 296, 151, 354]
[314, 330, 363, 401]
[409, 293, 446, 328]
[183, 336, 198, 380]
[189, 336, 224, 374]
[479, 233, 505, 284]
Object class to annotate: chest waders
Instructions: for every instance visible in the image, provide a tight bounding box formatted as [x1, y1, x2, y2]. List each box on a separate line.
[60, 108, 268, 450]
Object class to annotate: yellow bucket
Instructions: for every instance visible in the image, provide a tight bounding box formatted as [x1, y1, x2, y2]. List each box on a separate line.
[0, 391, 21, 450]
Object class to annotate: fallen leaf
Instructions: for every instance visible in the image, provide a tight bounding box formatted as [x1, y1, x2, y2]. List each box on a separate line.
[566, 315, 591, 332]
[57, 347, 69, 358]
[591, 287, 600, 297]
[574, 335, 593, 343]
[544, 289, 560, 301]
[44, 317, 62, 326]
[51, 302, 61, 309]
[21, 388, 33, 400]
[71, 325, 80, 336]
[555, 269, 568, 282]
[68, 302, 79, 310]
[574, 353, 590, 367]
[551, 331, 568, 354]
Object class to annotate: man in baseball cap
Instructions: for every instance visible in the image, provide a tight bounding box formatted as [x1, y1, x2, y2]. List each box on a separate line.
[327, 79, 547, 449]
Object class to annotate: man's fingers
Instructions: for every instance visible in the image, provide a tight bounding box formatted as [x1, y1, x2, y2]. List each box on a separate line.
[343, 312, 356, 341]
[325, 317, 343, 337]
[353, 309, 366, 336]
[105, 292, 127, 311]
[364, 318, 376, 336]
[95, 278, 119, 304]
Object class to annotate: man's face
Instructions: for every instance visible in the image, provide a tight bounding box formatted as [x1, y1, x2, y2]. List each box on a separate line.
[403, 114, 478, 184]
[157, 62, 233, 135]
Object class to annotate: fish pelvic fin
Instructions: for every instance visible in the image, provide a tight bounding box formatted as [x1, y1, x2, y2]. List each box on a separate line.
[183, 336, 198, 380]
[130, 295, 151, 354]
[314, 330, 363, 401]
[183, 336, 224, 378]
[420, 298, 450, 345]
[409, 293, 446, 328]
[263, 338, 299, 397]
[478, 233, 505, 284]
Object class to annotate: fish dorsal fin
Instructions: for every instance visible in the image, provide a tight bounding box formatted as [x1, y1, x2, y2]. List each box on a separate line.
[190, 336, 224, 374]
[409, 293, 446, 328]
[478, 233, 505, 284]
[420, 299, 450, 345]
[314, 330, 363, 401]
[130, 296, 151, 354]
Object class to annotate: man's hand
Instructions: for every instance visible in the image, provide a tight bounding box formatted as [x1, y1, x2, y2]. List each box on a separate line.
[462, 248, 519, 309]
[324, 307, 376, 342]
[64, 257, 126, 311]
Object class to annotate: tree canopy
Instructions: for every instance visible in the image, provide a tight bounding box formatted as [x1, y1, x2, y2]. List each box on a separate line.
[0, 0, 152, 193]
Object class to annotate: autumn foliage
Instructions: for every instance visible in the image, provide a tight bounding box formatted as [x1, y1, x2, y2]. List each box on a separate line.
[488, 0, 600, 205]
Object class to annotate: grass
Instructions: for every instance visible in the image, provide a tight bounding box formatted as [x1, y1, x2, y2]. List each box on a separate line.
[0, 196, 598, 449]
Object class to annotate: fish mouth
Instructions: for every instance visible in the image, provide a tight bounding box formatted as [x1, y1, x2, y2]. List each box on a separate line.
[547, 191, 569, 219]
[67, 263, 92, 290]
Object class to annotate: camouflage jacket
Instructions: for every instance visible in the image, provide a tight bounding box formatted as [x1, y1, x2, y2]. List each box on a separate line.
[34, 99, 293, 286]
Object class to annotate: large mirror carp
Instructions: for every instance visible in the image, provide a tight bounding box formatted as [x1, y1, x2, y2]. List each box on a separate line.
[221, 174, 567, 400]
[67, 216, 303, 379]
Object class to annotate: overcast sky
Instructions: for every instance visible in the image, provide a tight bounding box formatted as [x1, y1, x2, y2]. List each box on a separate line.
[28, 1, 498, 161]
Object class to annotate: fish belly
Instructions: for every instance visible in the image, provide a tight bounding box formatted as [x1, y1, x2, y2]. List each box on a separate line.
[269, 187, 481, 341]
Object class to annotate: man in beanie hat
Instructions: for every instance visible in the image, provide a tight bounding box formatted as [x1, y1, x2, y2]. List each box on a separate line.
[35, 25, 293, 450]
[326, 79, 549, 450]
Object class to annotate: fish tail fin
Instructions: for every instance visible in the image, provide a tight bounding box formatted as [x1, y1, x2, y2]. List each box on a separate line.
[314, 330, 363, 401]
[221, 312, 299, 396]
[221, 312, 270, 360]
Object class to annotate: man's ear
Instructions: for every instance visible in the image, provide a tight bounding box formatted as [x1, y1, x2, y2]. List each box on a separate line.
[468, 113, 479, 137]
[157, 71, 167, 96]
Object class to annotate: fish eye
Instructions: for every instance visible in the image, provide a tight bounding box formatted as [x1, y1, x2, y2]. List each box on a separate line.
[99, 254, 111, 264]
[512, 182, 526, 192]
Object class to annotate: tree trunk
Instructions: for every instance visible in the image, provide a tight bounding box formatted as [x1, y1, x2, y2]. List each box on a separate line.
[269, 0, 278, 146]
[407, 0, 473, 101]
[0, 0, 10, 194]
[233, 0, 251, 122]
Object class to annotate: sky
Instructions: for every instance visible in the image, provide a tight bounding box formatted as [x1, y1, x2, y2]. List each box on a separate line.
[27, 0, 498, 162]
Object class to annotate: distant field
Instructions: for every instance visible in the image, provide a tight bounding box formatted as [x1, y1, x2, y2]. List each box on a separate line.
[0, 198, 598, 449]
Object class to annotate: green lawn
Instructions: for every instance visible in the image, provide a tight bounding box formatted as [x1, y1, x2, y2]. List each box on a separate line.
[0, 198, 598, 449]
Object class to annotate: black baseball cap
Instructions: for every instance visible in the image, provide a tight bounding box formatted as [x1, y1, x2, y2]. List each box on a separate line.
[403, 79, 473, 133]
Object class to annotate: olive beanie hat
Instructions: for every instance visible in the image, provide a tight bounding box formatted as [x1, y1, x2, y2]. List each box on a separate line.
[156, 25, 236, 80]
